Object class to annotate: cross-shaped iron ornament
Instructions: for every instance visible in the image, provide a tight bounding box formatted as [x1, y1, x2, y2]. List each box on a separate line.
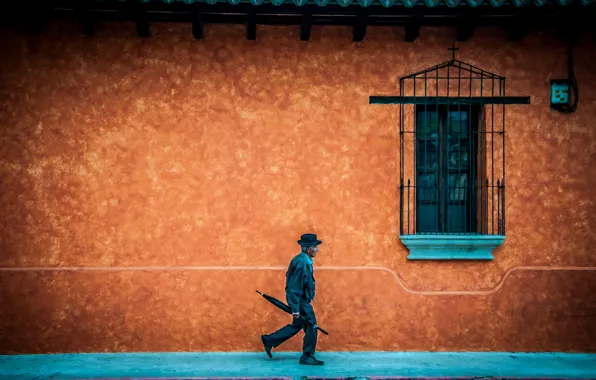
[448, 43, 459, 60]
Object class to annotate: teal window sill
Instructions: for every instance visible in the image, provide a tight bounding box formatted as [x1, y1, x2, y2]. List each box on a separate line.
[399, 234, 505, 260]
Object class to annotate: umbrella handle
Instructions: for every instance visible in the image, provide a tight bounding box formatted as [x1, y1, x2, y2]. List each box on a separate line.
[300, 316, 329, 335]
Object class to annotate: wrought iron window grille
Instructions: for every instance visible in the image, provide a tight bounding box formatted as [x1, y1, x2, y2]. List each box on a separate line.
[371, 45, 531, 242]
[402, 46, 513, 237]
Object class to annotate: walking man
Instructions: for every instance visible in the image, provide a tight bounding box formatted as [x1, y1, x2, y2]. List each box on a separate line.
[260, 233, 324, 365]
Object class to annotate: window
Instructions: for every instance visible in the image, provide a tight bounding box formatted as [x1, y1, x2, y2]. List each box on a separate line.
[415, 105, 479, 234]
[368, 52, 531, 259]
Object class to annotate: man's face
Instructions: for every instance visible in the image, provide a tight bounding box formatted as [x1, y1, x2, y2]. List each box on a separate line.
[307, 246, 319, 258]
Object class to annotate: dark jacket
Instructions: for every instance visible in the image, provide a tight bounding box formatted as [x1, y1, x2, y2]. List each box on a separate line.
[285, 252, 316, 314]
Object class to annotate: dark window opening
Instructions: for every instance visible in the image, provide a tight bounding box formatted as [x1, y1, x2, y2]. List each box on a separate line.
[415, 104, 480, 234]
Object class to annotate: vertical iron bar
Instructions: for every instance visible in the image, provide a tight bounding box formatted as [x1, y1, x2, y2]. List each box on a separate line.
[447, 64, 450, 232]
[479, 72, 484, 234]
[424, 71, 428, 234]
[413, 77, 417, 234]
[459, 68, 465, 233]
[400, 78, 404, 235]
[408, 178, 411, 234]
[436, 63, 442, 232]
[469, 66, 473, 233]
[497, 179, 500, 234]
[502, 179, 506, 235]
[491, 77, 495, 235]
[502, 78, 506, 235]
[457, 65, 463, 233]
[485, 178, 489, 234]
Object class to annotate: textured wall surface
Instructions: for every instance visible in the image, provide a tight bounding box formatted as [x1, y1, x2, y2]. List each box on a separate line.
[0, 21, 595, 353]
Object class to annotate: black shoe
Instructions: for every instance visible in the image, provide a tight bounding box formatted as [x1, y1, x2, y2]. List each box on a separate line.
[261, 335, 273, 358]
[299, 353, 324, 365]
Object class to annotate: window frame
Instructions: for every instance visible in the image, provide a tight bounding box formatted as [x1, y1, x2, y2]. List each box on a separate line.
[414, 103, 482, 235]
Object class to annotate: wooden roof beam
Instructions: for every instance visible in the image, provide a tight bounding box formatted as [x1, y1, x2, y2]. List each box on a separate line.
[505, 10, 530, 42]
[19, 0, 52, 34]
[133, 1, 150, 38]
[76, 0, 95, 36]
[300, 9, 312, 41]
[192, 4, 204, 40]
[353, 11, 368, 42]
[507, 22, 527, 42]
[404, 17, 420, 42]
[456, 16, 475, 41]
[247, 10, 256, 40]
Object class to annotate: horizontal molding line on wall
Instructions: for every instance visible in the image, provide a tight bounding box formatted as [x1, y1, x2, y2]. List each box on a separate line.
[0, 265, 594, 296]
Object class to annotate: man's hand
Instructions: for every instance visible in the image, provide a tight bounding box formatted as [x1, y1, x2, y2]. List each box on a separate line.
[292, 312, 300, 319]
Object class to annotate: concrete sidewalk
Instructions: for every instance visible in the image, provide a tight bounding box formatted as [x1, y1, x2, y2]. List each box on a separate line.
[0, 352, 595, 380]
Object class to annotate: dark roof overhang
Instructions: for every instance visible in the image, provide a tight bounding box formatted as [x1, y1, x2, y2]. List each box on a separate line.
[2, 0, 594, 41]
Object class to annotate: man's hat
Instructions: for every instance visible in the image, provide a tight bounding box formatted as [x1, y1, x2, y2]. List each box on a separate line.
[297, 233, 322, 247]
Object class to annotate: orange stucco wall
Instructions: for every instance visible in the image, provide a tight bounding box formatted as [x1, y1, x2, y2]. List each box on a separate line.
[1, 21, 595, 354]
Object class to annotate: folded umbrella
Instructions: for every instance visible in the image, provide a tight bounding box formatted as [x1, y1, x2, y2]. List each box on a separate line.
[256, 290, 329, 335]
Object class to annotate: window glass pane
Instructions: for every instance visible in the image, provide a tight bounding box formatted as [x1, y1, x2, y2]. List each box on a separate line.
[418, 203, 439, 232]
[417, 111, 439, 137]
[417, 172, 438, 201]
[447, 142, 469, 170]
[448, 173, 468, 201]
[448, 110, 468, 136]
[447, 173, 469, 232]
[417, 141, 439, 172]
[446, 203, 467, 232]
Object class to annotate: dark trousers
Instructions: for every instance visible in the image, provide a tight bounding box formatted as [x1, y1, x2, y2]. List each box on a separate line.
[264, 302, 317, 356]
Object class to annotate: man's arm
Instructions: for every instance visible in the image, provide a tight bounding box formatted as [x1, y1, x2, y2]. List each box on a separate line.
[286, 262, 306, 314]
